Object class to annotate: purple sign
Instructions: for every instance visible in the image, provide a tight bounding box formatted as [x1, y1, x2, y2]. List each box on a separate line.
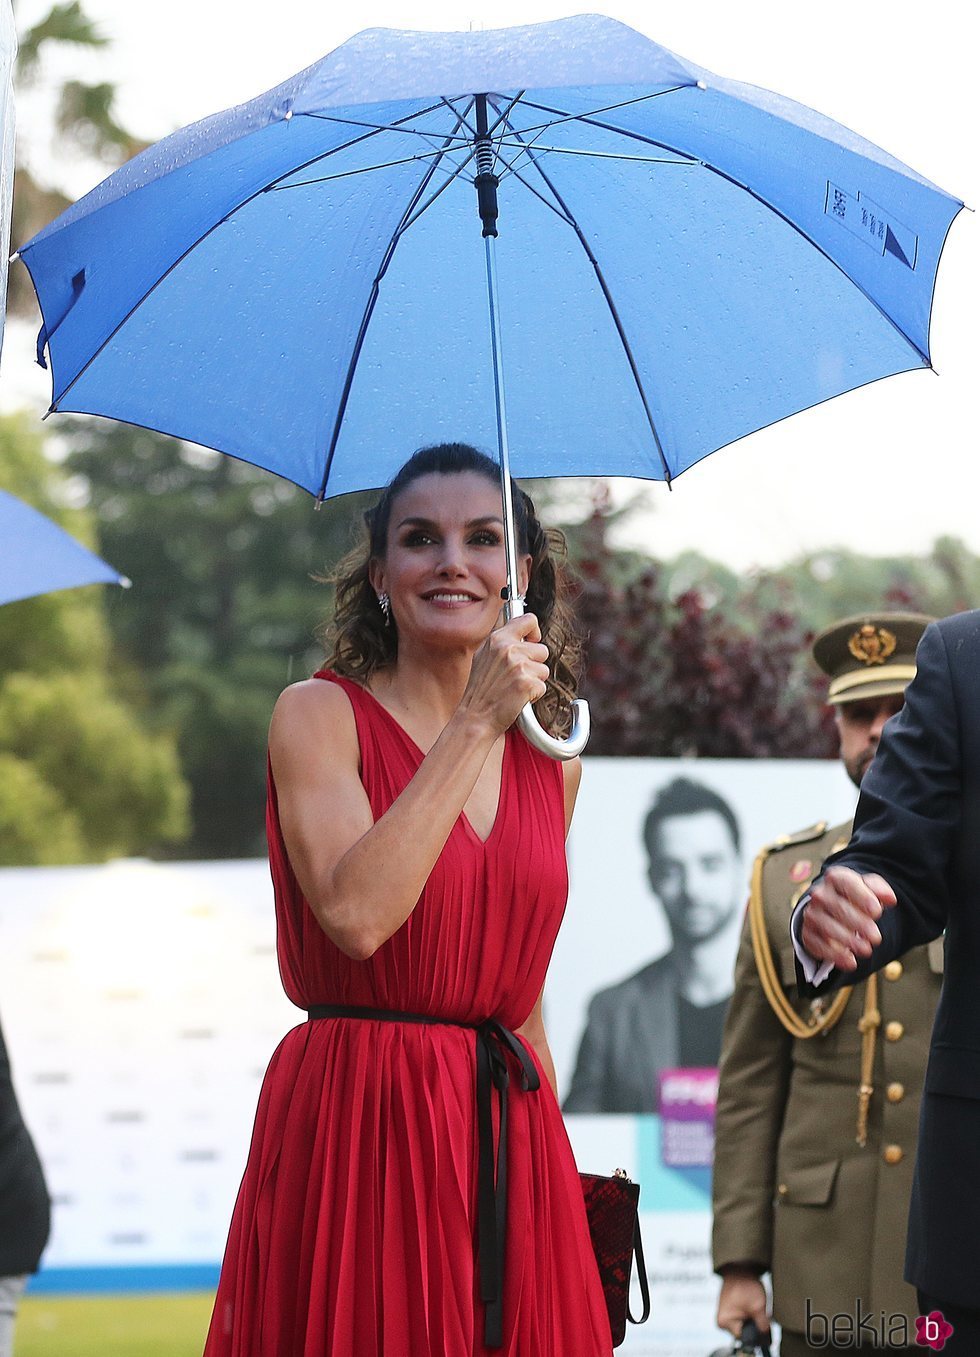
[658, 1067, 718, 1169]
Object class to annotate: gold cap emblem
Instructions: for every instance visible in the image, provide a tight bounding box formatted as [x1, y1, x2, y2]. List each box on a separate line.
[847, 624, 897, 667]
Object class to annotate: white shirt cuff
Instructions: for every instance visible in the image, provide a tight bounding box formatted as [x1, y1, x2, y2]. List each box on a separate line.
[790, 896, 835, 987]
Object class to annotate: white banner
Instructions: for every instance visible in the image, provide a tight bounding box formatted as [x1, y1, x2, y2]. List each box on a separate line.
[0, 860, 299, 1275]
[0, 757, 855, 1352]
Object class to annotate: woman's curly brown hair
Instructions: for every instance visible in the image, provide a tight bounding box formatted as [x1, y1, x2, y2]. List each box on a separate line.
[321, 443, 583, 736]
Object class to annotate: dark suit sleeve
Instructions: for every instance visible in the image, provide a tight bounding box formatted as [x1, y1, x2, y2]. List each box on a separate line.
[801, 622, 959, 988]
[562, 994, 609, 1112]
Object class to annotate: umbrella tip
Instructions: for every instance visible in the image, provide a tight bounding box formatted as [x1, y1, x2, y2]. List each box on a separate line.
[696, 79, 707, 91]
[119, 576, 133, 590]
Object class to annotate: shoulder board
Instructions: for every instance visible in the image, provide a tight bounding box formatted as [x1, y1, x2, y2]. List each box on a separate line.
[764, 820, 829, 854]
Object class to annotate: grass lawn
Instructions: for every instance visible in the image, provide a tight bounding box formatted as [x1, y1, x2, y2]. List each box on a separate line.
[16, 1293, 215, 1357]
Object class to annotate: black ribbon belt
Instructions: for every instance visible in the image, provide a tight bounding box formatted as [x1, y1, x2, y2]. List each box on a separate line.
[306, 1004, 540, 1348]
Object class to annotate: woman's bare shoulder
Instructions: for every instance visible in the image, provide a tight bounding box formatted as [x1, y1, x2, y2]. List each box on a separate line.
[270, 676, 359, 761]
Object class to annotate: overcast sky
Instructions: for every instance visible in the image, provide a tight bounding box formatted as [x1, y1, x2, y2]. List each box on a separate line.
[3, 0, 976, 569]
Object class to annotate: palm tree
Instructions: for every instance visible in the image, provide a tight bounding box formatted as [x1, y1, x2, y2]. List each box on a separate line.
[7, 0, 146, 316]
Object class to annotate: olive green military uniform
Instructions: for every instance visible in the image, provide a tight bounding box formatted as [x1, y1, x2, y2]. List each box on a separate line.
[712, 818, 943, 1352]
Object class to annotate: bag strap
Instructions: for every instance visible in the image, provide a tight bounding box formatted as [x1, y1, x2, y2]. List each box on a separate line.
[626, 1215, 651, 1326]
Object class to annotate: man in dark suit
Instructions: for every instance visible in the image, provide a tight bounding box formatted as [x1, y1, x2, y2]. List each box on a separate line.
[795, 610, 980, 1350]
[564, 777, 743, 1112]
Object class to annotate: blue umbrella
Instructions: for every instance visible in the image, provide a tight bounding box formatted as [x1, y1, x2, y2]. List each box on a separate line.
[0, 489, 128, 606]
[14, 14, 962, 752]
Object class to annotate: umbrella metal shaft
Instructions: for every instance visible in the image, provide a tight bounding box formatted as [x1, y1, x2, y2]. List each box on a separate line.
[475, 95, 590, 761]
[475, 94, 522, 617]
[482, 230, 524, 619]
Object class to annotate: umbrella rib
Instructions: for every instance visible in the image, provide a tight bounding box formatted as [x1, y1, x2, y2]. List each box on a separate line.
[308, 108, 473, 153]
[501, 87, 691, 160]
[497, 143, 695, 168]
[489, 90, 689, 181]
[315, 106, 475, 502]
[521, 96, 931, 364]
[435, 91, 524, 175]
[401, 146, 479, 231]
[269, 147, 467, 191]
[439, 95, 478, 139]
[484, 92, 527, 144]
[280, 100, 475, 189]
[294, 105, 476, 178]
[46, 103, 459, 412]
[484, 145, 576, 227]
[493, 104, 674, 484]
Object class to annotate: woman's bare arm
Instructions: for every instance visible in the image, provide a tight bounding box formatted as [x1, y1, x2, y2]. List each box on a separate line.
[270, 614, 548, 960]
[516, 990, 558, 1097]
[562, 756, 582, 838]
[514, 757, 582, 1096]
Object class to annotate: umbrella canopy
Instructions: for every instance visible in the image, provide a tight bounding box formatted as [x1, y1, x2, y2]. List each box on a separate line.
[17, 14, 961, 502]
[0, 489, 128, 606]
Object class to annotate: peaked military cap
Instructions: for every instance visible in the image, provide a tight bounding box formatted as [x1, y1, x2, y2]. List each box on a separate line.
[812, 612, 934, 705]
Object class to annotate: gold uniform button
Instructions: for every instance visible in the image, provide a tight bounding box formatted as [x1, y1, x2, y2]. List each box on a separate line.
[884, 961, 904, 981]
[884, 1145, 904, 1165]
[885, 1021, 905, 1042]
[887, 1083, 905, 1103]
[777, 1184, 789, 1198]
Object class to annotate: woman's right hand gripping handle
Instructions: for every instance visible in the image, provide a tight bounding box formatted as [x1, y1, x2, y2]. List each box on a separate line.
[457, 611, 550, 739]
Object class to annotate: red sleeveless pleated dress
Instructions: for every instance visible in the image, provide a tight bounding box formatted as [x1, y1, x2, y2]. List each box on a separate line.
[203, 671, 612, 1357]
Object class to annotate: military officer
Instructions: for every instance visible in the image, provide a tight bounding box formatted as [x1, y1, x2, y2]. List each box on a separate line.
[712, 613, 940, 1356]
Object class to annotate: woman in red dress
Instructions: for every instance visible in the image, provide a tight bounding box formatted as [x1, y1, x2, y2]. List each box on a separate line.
[204, 442, 612, 1356]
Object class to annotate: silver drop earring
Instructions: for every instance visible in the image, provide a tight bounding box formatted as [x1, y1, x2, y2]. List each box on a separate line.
[377, 592, 391, 627]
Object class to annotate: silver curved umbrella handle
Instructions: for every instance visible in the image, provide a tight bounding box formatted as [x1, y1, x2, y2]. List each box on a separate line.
[506, 597, 591, 760]
[517, 697, 591, 761]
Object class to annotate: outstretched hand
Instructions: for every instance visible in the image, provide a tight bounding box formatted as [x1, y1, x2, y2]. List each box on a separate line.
[801, 866, 897, 971]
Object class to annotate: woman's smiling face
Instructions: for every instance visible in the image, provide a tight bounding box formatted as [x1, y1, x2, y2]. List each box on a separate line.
[370, 470, 530, 654]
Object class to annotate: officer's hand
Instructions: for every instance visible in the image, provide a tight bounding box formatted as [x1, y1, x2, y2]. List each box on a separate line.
[801, 866, 897, 971]
[717, 1268, 770, 1338]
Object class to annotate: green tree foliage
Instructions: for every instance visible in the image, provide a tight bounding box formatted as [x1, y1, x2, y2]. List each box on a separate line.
[568, 489, 977, 759]
[0, 751, 84, 864]
[571, 500, 838, 758]
[15, 2, 108, 81]
[63, 419, 371, 857]
[0, 672, 187, 858]
[8, 1, 147, 316]
[0, 413, 189, 864]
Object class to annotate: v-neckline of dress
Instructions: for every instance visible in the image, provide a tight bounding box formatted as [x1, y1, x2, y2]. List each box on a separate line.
[356, 681, 510, 849]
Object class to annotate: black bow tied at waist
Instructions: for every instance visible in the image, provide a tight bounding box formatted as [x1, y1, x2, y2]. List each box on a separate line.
[306, 1004, 541, 1348]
